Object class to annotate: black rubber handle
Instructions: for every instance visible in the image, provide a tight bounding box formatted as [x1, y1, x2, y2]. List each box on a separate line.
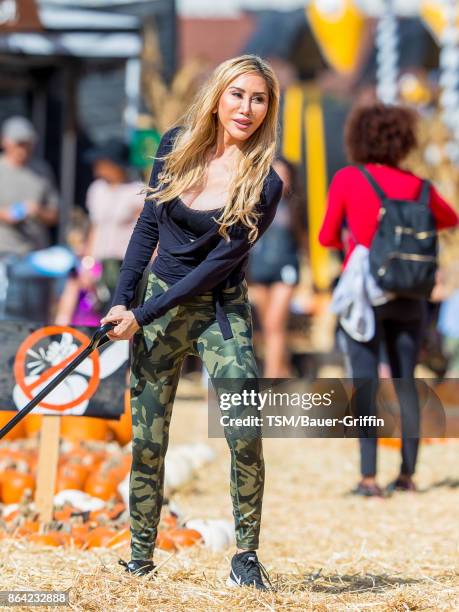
[88, 322, 116, 350]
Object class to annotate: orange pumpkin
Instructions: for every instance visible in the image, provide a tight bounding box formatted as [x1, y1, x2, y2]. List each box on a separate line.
[89, 502, 125, 523]
[23, 414, 43, 437]
[56, 463, 88, 492]
[16, 521, 40, 537]
[60, 417, 109, 442]
[64, 446, 107, 471]
[70, 523, 90, 546]
[55, 474, 82, 493]
[168, 528, 202, 548]
[84, 473, 118, 501]
[156, 531, 176, 551]
[28, 533, 61, 547]
[84, 451, 108, 470]
[60, 443, 84, 463]
[1, 470, 35, 504]
[85, 526, 117, 549]
[105, 465, 127, 485]
[58, 532, 73, 547]
[107, 392, 132, 446]
[106, 528, 131, 548]
[161, 514, 178, 530]
[66, 462, 90, 483]
[105, 455, 132, 484]
[54, 506, 80, 521]
[0, 411, 26, 440]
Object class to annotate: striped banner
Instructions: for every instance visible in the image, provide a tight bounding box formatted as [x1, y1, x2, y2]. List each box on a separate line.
[282, 84, 304, 164]
[304, 95, 333, 291]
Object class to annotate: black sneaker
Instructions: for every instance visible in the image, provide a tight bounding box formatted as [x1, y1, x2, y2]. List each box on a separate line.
[118, 559, 156, 577]
[227, 551, 271, 591]
[350, 482, 385, 498]
[386, 477, 417, 494]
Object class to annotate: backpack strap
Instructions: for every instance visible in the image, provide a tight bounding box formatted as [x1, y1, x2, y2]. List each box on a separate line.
[358, 166, 387, 201]
[418, 180, 431, 206]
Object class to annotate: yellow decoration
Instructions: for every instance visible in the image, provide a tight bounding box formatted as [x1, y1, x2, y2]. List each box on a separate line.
[399, 74, 432, 106]
[306, 0, 366, 75]
[421, 1, 459, 41]
[282, 85, 304, 164]
[304, 96, 332, 290]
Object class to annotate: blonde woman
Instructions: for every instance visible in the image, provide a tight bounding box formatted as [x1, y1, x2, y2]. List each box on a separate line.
[101, 55, 282, 589]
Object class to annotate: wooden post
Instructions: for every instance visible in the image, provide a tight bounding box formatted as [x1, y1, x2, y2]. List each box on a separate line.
[34, 416, 61, 523]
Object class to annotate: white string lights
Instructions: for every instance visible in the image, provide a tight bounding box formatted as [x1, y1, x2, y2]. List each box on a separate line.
[438, 0, 459, 157]
[375, 0, 399, 104]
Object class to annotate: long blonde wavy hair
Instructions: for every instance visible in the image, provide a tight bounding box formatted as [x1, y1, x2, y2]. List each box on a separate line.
[145, 55, 280, 242]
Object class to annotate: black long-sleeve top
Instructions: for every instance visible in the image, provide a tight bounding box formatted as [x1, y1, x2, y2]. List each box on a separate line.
[111, 127, 283, 339]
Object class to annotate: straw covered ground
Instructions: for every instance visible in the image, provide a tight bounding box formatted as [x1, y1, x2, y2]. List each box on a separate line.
[0, 398, 457, 611]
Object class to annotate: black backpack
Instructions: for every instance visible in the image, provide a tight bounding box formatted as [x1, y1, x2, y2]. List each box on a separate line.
[359, 166, 437, 299]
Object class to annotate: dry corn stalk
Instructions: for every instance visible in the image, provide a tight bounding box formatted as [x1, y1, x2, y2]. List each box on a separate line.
[141, 23, 210, 132]
[404, 106, 459, 293]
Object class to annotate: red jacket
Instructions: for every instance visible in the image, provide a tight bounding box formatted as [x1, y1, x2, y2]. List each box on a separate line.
[319, 164, 458, 267]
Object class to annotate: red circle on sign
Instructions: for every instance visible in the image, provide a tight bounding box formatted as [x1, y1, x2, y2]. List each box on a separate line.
[14, 326, 100, 411]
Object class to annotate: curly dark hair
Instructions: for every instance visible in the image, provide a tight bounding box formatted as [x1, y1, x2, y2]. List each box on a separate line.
[344, 104, 418, 167]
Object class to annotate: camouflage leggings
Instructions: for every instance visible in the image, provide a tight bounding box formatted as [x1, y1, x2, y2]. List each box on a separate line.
[129, 272, 264, 560]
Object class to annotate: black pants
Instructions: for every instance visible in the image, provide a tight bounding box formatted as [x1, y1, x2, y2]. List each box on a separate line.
[341, 298, 426, 477]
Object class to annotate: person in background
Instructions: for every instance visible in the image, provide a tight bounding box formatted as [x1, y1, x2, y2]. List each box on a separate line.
[85, 140, 144, 313]
[0, 116, 59, 323]
[248, 157, 304, 377]
[0, 116, 58, 255]
[319, 104, 458, 497]
[54, 210, 104, 327]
